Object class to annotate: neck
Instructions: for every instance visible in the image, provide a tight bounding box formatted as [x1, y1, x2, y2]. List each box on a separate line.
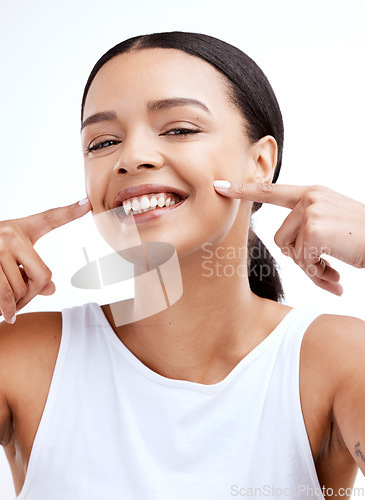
[101, 238, 289, 384]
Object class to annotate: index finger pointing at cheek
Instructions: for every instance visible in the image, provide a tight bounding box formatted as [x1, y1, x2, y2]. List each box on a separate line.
[213, 180, 308, 210]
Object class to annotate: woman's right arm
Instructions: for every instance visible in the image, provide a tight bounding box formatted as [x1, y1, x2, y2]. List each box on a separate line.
[0, 198, 90, 324]
[0, 200, 90, 445]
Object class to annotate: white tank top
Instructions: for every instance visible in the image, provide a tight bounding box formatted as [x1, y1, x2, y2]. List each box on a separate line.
[16, 303, 326, 500]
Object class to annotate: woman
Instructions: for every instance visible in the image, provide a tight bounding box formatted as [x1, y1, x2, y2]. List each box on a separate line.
[0, 31, 364, 499]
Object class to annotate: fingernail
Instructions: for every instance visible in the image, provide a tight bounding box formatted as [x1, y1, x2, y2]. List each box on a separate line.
[213, 180, 231, 189]
[78, 197, 89, 206]
[10, 315, 16, 324]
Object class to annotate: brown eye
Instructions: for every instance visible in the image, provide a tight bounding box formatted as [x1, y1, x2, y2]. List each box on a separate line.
[87, 139, 121, 152]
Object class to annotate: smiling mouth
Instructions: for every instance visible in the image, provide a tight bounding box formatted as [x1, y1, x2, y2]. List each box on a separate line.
[112, 192, 188, 224]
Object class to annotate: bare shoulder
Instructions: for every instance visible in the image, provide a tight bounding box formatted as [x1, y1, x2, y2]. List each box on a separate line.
[300, 312, 365, 402]
[0, 311, 62, 446]
[0, 310, 63, 364]
[302, 312, 365, 370]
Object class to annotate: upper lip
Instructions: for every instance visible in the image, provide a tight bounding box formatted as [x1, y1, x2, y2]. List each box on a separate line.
[112, 183, 189, 208]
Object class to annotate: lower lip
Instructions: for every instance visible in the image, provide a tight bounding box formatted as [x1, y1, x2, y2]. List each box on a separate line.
[117, 198, 188, 225]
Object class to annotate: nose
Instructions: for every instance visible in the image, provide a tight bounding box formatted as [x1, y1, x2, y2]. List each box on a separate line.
[113, 131, 164, 176]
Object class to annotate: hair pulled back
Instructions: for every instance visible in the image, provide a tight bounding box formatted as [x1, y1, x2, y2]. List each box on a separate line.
[81, 31, 284, 302]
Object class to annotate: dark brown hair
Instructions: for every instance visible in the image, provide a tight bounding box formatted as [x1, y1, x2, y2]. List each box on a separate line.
[81, 31, 284, 301]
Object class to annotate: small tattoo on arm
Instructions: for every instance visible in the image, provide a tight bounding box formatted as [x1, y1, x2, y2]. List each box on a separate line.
[355, 442, 365, 463]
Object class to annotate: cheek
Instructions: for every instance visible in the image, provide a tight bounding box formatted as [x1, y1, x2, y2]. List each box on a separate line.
[168, 143, 247, 242]
[177, 136, 251, 184]
[175, 142, 248, 214]
[84, 165, 109, 214]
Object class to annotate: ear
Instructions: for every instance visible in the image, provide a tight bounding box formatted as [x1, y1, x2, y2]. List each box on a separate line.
[252, 135, 278, 183]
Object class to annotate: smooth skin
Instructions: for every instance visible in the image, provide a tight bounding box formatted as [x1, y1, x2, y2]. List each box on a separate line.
[0, 48, 364, 498]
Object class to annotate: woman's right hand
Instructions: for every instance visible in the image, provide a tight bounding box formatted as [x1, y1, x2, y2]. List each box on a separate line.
[0, 198, 91, 324]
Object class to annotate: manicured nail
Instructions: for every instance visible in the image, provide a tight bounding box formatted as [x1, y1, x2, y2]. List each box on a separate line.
[10, 315, 16, 324]
[78, 197, 89, 206]
[213, 180, 231, 189]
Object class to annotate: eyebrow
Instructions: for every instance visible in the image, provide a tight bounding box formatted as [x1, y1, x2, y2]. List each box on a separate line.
[147, 97, 211, 114]
[81, 111, 118, 132]
[81, 97, 210, 132]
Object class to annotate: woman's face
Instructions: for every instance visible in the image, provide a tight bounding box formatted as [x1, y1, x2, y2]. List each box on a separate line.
[81, 48, 267, 258]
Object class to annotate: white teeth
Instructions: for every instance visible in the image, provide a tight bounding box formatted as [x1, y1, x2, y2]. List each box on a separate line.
[120, 192, 183, 216]
[140, 196, 150, 210]
[132, 199, 141, 211]
[157, 197, 165, 208]
[122, 200, 132, 216]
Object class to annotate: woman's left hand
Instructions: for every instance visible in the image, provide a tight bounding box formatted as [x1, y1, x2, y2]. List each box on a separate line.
[213, 181, 365, 295]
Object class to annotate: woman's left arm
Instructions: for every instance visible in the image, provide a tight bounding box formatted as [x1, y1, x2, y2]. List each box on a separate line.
[321, 314, 365, 476]
[213, 181, 365, 295]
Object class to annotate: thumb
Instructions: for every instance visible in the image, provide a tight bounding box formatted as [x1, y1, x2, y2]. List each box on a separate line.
[38, 281, 56, 296]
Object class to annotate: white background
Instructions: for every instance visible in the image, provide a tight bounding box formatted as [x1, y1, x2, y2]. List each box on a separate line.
[1, 0, 365, 497]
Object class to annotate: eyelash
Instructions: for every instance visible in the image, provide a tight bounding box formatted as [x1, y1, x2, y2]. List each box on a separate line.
[162, 127, 200, 136]
[86, 128, 200, 153]
[86, 139, 120, 153]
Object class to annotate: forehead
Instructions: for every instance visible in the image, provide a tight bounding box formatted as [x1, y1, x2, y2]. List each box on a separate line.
[83, 48, 231, 116]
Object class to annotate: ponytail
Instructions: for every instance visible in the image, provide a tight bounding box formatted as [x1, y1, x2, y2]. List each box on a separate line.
[247, 227, 284, 302]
